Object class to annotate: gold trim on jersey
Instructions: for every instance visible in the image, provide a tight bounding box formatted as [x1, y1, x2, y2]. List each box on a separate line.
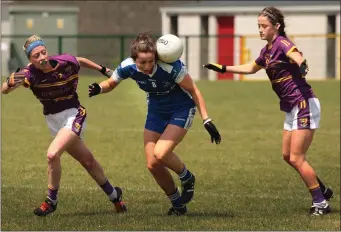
[299, 100, 307, 109]
[286, 46, 297, 56]
[280, 40, 291, 47]
[78, 106, 86, 116]
[271, 75, 292, 83]
[54, 95, 74, 102]
[34, 74, 79, 88]
[24, 78, 31, 87]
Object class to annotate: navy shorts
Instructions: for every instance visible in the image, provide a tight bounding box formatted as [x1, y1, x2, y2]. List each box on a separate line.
[145, 107, 196, 134]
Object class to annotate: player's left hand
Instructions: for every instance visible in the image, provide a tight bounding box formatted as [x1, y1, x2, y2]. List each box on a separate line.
[88, 82, 101, 97]
[203, 118, 221, 144]
[99, 65, 114, 78]
[299, 59, 309, 77]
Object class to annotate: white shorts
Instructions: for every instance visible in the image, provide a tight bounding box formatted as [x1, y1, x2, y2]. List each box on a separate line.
[45, 106, 87, 137]
[284, 98, 321, 131]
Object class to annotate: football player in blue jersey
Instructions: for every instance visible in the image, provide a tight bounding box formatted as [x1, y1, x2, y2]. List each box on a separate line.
[89, 32, 221, 215]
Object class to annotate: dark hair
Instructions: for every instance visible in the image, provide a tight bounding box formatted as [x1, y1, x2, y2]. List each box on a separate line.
[130, 32, 157, 60]
[259, 7, 287, 38]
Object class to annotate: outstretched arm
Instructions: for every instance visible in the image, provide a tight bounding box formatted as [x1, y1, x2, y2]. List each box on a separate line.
[76, 57, 102, 71]
[178, 74, 221, 144]
[76, 57, 113, 78]
[88, 77, 120, 97]
[203, 62, 262, 74]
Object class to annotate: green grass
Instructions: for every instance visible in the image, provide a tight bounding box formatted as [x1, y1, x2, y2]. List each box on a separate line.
[1, 78, 340, 231]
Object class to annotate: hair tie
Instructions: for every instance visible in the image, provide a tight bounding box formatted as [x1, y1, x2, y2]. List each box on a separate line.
[263, 10, 277, 23]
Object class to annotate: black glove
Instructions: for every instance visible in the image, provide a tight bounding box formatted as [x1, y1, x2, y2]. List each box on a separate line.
[100, 65, 114, 78]
[89, 82, 101, 97]
[203, 118, 221, 144]
[203, 63, 226, 73]
[299, 59, 309, 77]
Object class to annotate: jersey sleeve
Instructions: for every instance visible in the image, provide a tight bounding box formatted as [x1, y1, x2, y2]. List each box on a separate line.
[111, 58, 134, 83]
[278, 38, 297, 57]
[169, 60, 188, 83]
[254, 48, 266, 68]
[57, 53, 80, 72]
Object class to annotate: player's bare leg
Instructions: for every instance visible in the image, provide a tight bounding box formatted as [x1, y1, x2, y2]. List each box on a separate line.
[145, 129, 176, 194]
[67, 137, 127, 213]
[34, 128, 78, 216]
[284, 129, 331, 215]
[282, 130, 333, 202]
[144, 129, 186, 215]
[153, 125, 196, 208]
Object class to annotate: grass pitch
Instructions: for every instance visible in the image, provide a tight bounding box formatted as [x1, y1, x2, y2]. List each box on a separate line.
[1, 77, 340, 230]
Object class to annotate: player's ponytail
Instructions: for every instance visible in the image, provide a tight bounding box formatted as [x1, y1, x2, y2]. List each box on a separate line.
[259, 7, 287, 38]
[130, 32, 157, 60]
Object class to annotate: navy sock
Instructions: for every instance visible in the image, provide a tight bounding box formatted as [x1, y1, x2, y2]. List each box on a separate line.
[167, 188, 183, 207]
[178, 166, 192, 183]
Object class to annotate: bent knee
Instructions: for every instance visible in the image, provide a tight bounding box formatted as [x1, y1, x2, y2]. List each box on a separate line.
[147, 159, 162, 172]
[153, 147, 169, 162]
[288, 154, 305, 168]
[47, 151, 62, 162]
[282, 153, 290, 163]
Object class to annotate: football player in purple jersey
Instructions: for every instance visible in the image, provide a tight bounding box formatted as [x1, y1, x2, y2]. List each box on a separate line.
[204, 7, 333, 216]
[1, 35, 127, 216]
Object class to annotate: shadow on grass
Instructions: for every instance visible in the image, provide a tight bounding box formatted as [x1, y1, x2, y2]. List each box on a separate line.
[22, 210, 118, 218]
[42, 209, 235, 218]
[183, 210, 235, 218]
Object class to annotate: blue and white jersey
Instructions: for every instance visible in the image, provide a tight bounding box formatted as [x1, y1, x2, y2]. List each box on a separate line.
[111, 58, 195, 114]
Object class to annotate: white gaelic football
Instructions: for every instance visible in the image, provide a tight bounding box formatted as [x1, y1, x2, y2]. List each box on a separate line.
[156, 34, 183, 63]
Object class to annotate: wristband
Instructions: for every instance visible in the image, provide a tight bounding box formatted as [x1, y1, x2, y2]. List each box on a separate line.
[203, 118, 212, 124]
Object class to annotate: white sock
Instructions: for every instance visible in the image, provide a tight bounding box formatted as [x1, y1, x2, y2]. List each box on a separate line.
[313, 200, 328, 207]
[47, 196, 58, 206]
[108, 188, 118, 201]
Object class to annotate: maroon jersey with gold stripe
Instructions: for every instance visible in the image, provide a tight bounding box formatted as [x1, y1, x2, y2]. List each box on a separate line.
[254, 36, 315, 112]
[18, 54, 81, 115]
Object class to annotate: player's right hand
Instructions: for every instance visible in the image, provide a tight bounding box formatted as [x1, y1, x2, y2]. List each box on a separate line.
[203, 63, 226, 73]
[88, 82, 101, 97]
[6, 68, 25, 87]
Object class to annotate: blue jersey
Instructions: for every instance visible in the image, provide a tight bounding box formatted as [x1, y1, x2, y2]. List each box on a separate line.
[112, 58, 195, 113]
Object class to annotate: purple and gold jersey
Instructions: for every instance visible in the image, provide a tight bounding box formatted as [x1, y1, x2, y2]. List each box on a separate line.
[254, 36, 315, 112]
[18, 54, 81, 115]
